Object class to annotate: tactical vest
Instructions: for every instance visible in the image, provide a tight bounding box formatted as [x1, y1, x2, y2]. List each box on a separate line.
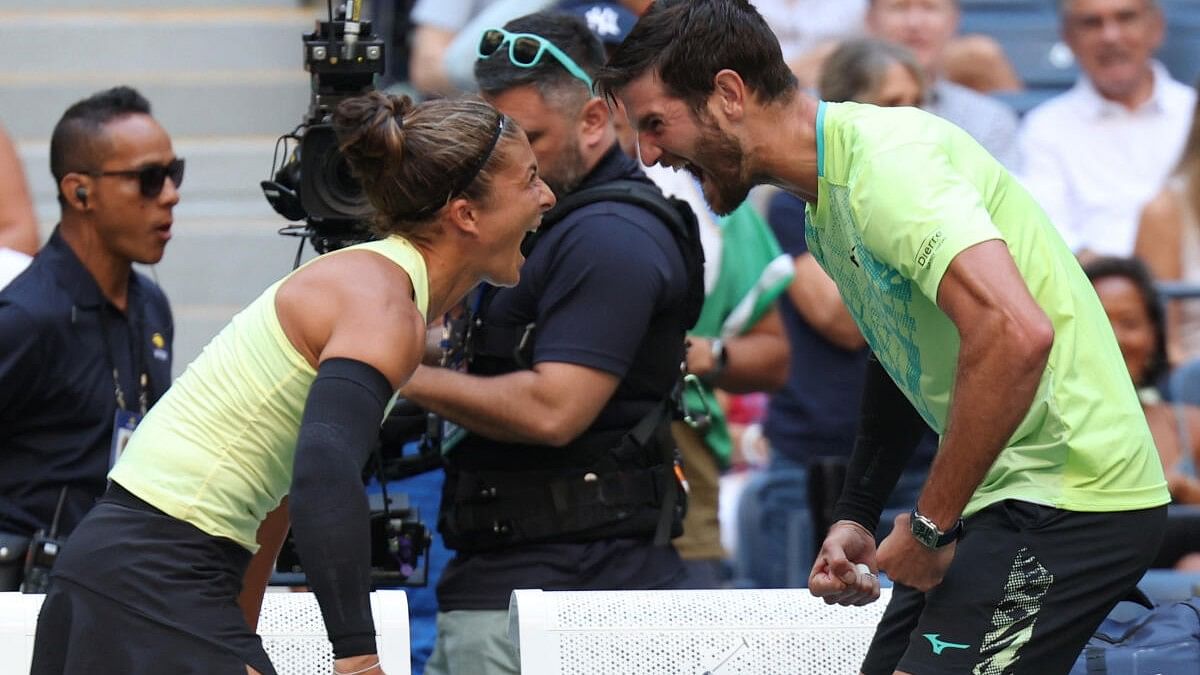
[439, 180, 706, 554]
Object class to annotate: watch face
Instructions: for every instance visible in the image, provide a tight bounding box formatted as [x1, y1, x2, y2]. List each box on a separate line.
[910, 514, 941, 549]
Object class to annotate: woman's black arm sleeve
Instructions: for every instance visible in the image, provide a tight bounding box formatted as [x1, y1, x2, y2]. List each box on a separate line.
[289, 357, 391, 659]
[831, 353, 930, 532]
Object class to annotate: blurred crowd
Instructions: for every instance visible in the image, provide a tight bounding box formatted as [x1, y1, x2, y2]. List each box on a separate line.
[2, 0, 1200, 671]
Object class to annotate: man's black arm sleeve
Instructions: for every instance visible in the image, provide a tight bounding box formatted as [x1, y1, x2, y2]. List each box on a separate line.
[831, 353, 930, 532]
[289, 357, 391, 659]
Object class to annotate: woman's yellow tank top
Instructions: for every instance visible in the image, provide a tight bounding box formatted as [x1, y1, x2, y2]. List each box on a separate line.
[109, 236, 429, 551]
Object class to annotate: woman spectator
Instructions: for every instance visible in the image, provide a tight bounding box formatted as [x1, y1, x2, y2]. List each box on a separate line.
[30, 92, 554, 675]
[1135, 78, 1200, 366]
[819, 37, 925, 108]
[1085, 256, 1200, 570]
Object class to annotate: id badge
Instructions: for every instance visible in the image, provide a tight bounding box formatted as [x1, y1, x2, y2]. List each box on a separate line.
[109, 409, 142, 467]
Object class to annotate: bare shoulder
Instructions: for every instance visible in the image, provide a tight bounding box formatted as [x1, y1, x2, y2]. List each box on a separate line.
[1139, 187, 1184, 235]
[1135, 187, 1185, 273]
[278, 249, 426, 387]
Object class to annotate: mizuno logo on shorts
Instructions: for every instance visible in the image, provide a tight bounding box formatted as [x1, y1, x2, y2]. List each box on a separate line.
[923, 633, 971, 655]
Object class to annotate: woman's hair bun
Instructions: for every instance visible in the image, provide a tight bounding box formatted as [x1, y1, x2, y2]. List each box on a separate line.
[333, 91, 416, 174]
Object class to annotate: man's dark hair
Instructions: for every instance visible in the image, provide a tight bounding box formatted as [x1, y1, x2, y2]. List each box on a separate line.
[595, 0, 797, 110]
[475, 11, 606, 112]
[50, 85, 152, 183]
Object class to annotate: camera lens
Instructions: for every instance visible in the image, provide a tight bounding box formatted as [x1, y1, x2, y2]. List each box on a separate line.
[300, 124, 376, 220]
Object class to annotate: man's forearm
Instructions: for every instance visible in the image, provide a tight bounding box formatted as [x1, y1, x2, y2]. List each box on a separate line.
[401, 365, 557, 445]
[916, 324, 1051, 530]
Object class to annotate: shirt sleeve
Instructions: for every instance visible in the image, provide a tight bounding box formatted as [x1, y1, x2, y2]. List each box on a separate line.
[531, 210, 677, 377]
[851, 143, 1005, 304]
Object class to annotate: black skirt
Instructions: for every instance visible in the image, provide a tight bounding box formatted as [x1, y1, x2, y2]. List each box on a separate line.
[30, 483, 277, 675]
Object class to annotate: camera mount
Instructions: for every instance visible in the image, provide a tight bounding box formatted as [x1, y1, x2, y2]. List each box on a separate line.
[262, 12, 386, 254]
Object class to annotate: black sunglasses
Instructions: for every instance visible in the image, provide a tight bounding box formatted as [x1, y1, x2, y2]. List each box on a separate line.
[88, 158, 185, 198]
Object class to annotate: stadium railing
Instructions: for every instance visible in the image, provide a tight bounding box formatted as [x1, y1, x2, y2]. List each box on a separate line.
[508, 587, 891, 675]
[0, 589, 412, 675]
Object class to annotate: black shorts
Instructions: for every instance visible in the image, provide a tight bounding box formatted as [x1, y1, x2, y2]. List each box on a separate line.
[30, 483, 276, 675]
[861, 500, 1167, 675]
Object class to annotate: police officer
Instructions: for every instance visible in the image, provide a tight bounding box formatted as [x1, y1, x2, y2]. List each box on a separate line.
[399, 12, 703, 674]
[0, 86, 176, 590]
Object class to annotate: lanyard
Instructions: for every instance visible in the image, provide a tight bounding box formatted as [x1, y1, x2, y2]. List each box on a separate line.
[96, 302, 149, 415]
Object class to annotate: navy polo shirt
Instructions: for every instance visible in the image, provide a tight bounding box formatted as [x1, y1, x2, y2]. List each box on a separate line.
[437, 144, 690, 610]
[0, 228, 173, 539]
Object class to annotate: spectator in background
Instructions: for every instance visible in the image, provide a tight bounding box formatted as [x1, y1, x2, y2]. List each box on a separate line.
[819, 37, 925, 108]
[0, 86, 176, 591]
[0, 122, 38, 287]
[738, 38, 935, 589]
[867, 0, 1021, 168]
[1020, 0, 1195, 258]
[1084, 256, 1200, 570]
[1135, 77, 1200, 366]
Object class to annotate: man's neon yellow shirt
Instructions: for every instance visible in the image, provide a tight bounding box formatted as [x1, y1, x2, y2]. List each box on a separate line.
[804, 100, 1168, 517]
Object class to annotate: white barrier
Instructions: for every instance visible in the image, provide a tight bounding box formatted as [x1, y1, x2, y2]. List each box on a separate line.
[0, 589, 411, 675]
[509, 587, 890, 675]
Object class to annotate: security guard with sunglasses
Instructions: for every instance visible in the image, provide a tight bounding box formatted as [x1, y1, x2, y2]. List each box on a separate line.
[0, 86, 176, 590]
[399, 12, 704, 674]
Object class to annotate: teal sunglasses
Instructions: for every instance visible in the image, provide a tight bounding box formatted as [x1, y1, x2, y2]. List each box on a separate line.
[476, 27, 594, 92]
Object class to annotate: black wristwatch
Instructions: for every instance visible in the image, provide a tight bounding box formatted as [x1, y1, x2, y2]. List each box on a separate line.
[909, 508, 963, 549]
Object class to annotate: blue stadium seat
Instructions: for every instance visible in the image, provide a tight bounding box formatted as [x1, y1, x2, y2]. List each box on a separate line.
[959, 7, 1078, 92]
[1163, 7, 1200, 86]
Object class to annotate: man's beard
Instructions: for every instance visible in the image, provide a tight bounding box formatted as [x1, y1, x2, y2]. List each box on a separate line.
[690, 121, 751, 216]
[544, 138, 587, 198]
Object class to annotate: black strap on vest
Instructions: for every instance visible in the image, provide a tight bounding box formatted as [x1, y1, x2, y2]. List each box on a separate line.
[440, 400, 685, 553]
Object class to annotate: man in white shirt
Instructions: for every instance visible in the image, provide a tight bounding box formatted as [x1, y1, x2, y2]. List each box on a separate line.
[1019, 0, 1196, 258]
[867, 0, 1021, 169]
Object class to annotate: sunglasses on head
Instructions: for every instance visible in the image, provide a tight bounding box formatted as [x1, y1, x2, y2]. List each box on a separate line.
[477, 28, 594, 92]
[88, 158, 186, 198]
